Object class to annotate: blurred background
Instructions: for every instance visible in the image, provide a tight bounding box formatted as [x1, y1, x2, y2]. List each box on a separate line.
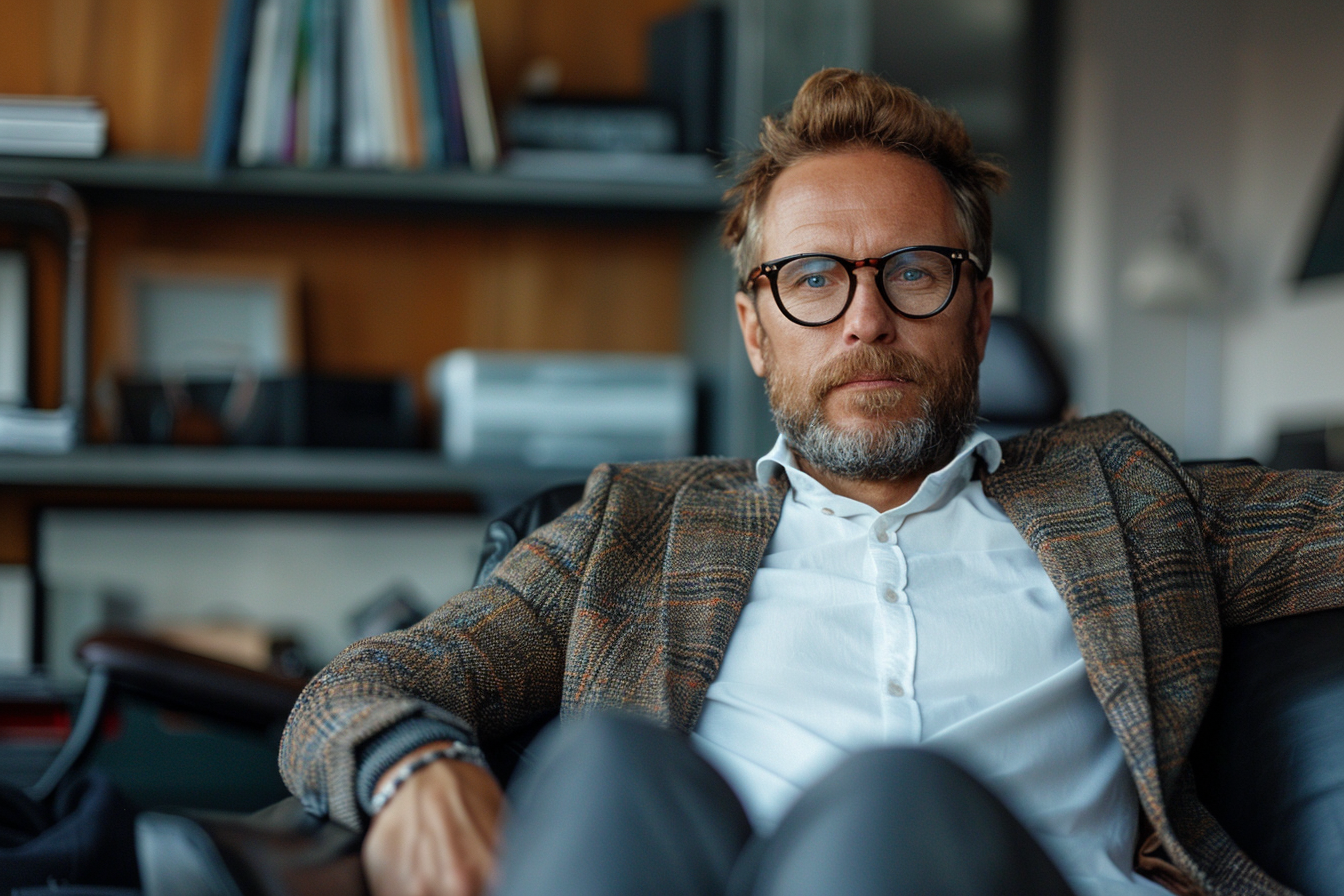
[1, 0, 1342, 809]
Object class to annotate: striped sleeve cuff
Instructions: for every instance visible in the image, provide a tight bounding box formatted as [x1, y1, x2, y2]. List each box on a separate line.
[354, 715, 484, 818]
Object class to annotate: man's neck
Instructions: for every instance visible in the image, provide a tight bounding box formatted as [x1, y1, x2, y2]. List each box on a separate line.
[791, 452, 939, 512]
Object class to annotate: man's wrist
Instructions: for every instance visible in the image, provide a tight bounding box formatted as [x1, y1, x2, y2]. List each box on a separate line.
[355, 715, 485, 818]
[369, 739, 489, 816]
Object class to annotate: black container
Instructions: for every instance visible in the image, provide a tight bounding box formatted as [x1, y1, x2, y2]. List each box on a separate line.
[116, 374, 416, 449]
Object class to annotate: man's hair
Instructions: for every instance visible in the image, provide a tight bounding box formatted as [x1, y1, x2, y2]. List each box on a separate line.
[722, 68, 1009, 284]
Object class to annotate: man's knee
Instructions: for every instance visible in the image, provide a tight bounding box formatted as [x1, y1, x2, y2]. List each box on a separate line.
[748, 748, 1073, 896]
[810, 746, 991, 816]
[518, 712, 688, 789]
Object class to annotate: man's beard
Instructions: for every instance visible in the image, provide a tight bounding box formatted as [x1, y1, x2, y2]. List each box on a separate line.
[763, 333, 981, 482]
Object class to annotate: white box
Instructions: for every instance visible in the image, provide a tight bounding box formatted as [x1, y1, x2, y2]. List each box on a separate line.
[429, 351, 695, 468]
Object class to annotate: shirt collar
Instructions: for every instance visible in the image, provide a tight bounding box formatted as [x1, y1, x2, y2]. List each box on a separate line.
[755, 428, 1002, 517]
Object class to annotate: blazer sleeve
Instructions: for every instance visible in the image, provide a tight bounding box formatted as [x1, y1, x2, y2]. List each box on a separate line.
[278, 466, 614, 830]
[1187, 458, 1344, 626]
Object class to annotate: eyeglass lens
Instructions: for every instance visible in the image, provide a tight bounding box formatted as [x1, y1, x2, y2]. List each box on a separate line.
[774, 249, 958, 323]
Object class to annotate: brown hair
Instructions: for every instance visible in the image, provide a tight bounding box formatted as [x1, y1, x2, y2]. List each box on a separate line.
[722, 68, 1008, 284]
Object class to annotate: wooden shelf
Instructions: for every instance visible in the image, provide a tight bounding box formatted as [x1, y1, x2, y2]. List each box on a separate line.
[0, 155, 726, 214]
[0, 446, 591, 500]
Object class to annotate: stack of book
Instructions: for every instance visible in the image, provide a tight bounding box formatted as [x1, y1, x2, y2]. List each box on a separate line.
[0, 96, 108, 159]
[205, 0, 498, 173]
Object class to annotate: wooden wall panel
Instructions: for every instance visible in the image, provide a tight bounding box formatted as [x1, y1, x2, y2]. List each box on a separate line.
[476, 0, 690, 101]
[0, 499, 31, 565]
[0, 0, 223, 157]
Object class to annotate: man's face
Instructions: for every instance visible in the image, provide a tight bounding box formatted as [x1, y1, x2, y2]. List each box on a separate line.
[735, 149, 994, 481]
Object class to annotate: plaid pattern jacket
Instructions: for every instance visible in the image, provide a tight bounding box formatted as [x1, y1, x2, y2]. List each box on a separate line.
[280, 412, 1344, 895]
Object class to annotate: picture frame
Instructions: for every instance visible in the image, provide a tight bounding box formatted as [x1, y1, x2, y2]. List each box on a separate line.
[110, 251, 302, 378]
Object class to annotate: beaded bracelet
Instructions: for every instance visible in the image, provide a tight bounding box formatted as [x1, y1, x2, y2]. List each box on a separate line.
[369, 741, 488, 816]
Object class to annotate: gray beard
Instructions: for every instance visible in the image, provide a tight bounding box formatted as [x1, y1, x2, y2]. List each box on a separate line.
[771, 391, 980, 482]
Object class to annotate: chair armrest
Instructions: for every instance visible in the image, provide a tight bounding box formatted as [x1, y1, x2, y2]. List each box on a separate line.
[1194, 606, 1344, 896]
[137, 797, 365, 896]
[78, 631, 307, 731]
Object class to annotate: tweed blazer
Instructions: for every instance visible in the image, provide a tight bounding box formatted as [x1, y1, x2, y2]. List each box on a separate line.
[280, 411, 1344, 895]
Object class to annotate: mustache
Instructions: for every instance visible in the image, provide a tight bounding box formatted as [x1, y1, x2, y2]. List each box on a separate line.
[810, 345, 934, 401]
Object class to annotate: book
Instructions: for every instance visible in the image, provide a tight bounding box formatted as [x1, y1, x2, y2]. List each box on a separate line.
[301, 0, 340, 166]
[446, 0, 497, 170]
[429, 0, 468, 165]
[505, 99, 680, 153]
[0, 250, 26, 405]
[292, 0, 313, 162]
[503, 148, 717, 184]
[344, 0, 401, 166]
[265, 0, 304, 163]
[387, 0, 425, 167]
[0, 405, 76, 453]
[238, 0, 282, 165]
[202, 0, 259, 173]
[365, 0, 406, 167]
[340, 0, 372, 164]
[647, 6, 725, 155]
[0, 96, 107, 158]
[408, 0, 444, 166]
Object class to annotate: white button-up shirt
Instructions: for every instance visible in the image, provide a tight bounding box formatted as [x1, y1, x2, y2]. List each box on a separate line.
[690, 432, 1166, 896]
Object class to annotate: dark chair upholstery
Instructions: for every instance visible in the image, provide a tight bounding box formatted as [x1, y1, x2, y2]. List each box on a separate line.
[1194, 607, 1344, 896]
[978, 313, 1071, 438]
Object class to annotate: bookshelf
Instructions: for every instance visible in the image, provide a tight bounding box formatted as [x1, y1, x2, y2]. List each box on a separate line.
[0, 0, 875, 579]
[0, 156, 725, 213]
[0, 0, 747, 578]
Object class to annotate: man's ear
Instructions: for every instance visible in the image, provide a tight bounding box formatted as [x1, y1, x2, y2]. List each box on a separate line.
[735, 291, 768, 377]
[971, 275, 994, 363]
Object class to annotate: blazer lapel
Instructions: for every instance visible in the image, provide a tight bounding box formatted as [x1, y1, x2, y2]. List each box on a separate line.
[658, 469, 787, 731]
[983, 444, 1164, 812]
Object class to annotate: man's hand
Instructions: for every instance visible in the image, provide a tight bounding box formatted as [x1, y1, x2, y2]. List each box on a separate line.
[362, 742, 506, 896]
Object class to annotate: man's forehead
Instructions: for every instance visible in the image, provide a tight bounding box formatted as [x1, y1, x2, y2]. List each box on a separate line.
[759, 150, 961, 256]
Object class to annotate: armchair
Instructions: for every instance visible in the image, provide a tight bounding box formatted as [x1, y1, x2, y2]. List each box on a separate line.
[27, 315, 1344, 896]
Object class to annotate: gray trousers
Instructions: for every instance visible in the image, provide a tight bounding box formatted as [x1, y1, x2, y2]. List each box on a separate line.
[494, 714, 1077, 896]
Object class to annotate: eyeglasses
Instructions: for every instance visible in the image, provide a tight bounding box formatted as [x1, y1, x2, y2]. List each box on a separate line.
[744, 245, 983, 327]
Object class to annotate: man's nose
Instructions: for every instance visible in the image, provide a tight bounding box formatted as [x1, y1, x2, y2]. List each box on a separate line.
[842, 271, 898, 345]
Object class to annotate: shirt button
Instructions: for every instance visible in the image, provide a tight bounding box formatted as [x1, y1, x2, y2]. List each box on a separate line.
[821, 507, 834, 516]
[887, 680, 905, 697]
[882, 586, 900, 604]
[875, 530, 889, 543]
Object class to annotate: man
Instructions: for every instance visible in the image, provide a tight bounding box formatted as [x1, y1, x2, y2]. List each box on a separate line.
[280, 69, 1344, 896]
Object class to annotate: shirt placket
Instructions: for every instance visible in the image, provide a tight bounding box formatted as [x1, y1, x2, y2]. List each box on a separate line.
[871, 512, 920, 741]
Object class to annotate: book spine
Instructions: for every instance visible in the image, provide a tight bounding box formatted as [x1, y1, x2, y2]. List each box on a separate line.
[264, 0, 304, 164]
[238, 0, 281, 166]
[305, 0, 339, 166]
[409, 0, 444, 167]
[446, 0, 496, 170]
[388, 0, 425, 168]
[292, 0, 313, 163]
[202, 0, 259, 173]
[430, 0, 468, 166]
[340, 0, 368, 165]
[364, 0, 404, 166]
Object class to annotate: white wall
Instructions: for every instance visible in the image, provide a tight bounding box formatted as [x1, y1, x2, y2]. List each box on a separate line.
[1052, 0, 1344, 460]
